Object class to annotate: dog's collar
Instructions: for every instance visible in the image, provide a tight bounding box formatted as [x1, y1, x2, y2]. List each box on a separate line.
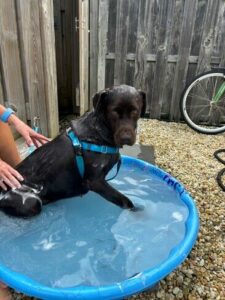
[67, 129, 119, 154]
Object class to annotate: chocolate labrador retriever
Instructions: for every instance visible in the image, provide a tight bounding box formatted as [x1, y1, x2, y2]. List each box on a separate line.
[0, 85, 146, 217]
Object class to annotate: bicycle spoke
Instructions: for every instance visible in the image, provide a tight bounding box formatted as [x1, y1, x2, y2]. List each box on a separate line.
[186, 104, 210, 110]
[198, 81, 209, 99]
[210, 107, 224, 126]
[210, 76, 214, 94]
[188, 93, 211, 102]
[190, 105, 209, 122]
[211, 76, 218, 98]
[215, 104, 225, 113]
[217, 95, 225, 104]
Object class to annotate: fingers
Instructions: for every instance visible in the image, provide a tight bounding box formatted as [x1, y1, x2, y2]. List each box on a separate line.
[1, 173, 21, 189]
[32, 132, 50, 143]
[10, 168, 24, 182]
[31, 138, 39, 148]
[35, 133, 50, 142]
[0, 181, 8, 191]
[25, 135, 33, 147]
[30, 132, 50, 148]
[0, 161, 24, 190]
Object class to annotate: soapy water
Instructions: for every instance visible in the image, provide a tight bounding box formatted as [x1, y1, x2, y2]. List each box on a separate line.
[0, 163, 188, 288]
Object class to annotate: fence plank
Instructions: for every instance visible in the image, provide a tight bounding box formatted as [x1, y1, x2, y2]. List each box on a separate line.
[161, 62, 176, 119]
[105, 59, 115, 88]
[134, 0, 153, 90]
[0, 66, 4, 104]
[97, 0, 109, 91]
[215, 2, 225, 67]
[150, 0, 174, 119]
[114, 0, 130, 85]
[79, 0, 89, 114]
[89, 0, 99, 101]
[213, 1, 225, 62]
[169, 0, 184, 55]
[170, 0, 198, 121]
[71, 0, 80, 112]
[196, 0, 220, 73]
[53, 0, 63, 88]
[0, 0, 26, 120]
[125, 61, 135, 86]
[127, 0, 139, 54]
[190, 0, 207, 57]
[61, 0, 73, 112]
[162, 0, 184, 118]
[39, 0, 59, 137]
[107, 0, 117, 53]
[16, 0, 48, 134]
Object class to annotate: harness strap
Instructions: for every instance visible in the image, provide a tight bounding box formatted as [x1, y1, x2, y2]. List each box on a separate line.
[106, 157, 121, 181]
[67, 129, 120, 180]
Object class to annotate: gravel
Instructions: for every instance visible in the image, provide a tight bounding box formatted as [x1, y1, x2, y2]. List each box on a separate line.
[11, 119, 225, 299]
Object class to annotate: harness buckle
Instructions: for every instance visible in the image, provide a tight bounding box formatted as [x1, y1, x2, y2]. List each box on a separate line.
[101, 145, 108, 154]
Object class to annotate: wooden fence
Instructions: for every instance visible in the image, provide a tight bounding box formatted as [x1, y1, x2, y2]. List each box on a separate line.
[90, 0, 225, 121]
[0, 0, 58, 137]
[1, 0, 225, 131]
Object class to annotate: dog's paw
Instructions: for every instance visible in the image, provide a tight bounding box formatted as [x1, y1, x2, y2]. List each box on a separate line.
[122, 199, 135, 210]
[130, 204, 145, 212]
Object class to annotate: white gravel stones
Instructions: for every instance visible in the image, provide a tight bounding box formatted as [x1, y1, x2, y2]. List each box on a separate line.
[129, 119, 225, 300]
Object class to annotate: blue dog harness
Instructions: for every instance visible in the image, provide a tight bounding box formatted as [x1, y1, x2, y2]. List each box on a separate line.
[67, 129, 120, 179]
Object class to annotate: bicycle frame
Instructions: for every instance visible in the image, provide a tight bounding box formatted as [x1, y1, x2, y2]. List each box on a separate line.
[212, 81, 225, 103]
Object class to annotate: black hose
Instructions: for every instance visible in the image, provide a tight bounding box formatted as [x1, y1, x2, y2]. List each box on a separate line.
[214, 149, 225, 191]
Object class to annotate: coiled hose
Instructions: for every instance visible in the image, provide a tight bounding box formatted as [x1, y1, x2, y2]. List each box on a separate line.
[214, 149, 225, 191]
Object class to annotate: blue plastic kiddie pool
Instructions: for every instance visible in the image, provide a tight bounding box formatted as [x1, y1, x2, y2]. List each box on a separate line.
[0, 156, 199, 299]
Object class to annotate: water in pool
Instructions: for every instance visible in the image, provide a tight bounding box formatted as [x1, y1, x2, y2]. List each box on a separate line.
[0, 163, 188, 287]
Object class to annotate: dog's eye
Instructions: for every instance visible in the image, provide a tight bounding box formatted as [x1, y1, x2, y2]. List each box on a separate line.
[113, 108, 123, 116]
[131, 110, 139, 116]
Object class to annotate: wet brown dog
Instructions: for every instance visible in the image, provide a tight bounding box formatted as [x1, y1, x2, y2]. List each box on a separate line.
[0, 85, 146, 217]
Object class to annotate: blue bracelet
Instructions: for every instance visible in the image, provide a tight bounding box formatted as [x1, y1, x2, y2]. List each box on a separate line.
[0, 108, 15, 123]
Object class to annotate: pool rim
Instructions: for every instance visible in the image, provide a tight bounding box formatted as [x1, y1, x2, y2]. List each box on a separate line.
[0, 155, 199, 300]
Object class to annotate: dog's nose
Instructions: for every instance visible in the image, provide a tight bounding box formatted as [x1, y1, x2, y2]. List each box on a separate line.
[120, 133, 133, 145]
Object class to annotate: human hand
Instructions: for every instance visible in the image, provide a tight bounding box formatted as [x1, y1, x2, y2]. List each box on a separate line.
[0, 159, 24, 190]
[8, 114, 49, 147]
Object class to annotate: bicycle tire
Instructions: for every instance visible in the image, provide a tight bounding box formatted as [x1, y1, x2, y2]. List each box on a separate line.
[180, 69, 225, 134]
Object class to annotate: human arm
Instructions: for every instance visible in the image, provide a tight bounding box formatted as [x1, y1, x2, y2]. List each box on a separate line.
[0, 105, 49, 147]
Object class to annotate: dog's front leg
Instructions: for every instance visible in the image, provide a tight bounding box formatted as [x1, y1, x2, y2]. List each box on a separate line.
[88, 179, 134, 209]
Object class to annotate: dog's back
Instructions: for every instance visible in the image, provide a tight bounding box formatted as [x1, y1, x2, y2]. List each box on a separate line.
[16, 134, 86, 202]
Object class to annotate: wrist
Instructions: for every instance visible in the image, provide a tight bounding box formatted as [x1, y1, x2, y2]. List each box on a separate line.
[0, 108, 15, 123]
[7, 113, 18, 125]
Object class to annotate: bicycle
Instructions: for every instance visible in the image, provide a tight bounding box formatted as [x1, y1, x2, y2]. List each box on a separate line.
[180, 68, 225, 190]
[180, 68, 225, 134]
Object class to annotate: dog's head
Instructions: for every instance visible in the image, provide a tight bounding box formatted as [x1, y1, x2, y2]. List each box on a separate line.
[92, 85, 146, 147]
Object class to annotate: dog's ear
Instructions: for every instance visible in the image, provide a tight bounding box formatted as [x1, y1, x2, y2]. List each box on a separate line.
[92, 89, 109, 113]
[138, 90, 146, 117]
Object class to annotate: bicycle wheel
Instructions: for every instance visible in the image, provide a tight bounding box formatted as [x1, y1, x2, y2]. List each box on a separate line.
[180, 70, 225, 134]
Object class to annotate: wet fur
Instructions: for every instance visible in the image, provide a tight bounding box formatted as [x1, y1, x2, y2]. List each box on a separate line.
[0, 85, 146, 217]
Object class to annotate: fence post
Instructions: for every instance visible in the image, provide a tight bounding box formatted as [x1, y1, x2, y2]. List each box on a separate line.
[39, 0, 59, 137]
[79, 0, 89, 115]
